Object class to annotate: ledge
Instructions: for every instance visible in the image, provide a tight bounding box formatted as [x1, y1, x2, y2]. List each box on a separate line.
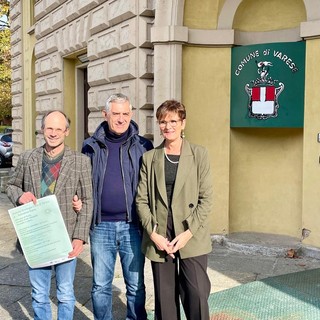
[300, 20, 320, 39]
[212, 232, 320, 259]
[151, 25, 188, 44]
[188, 29, 234, 47]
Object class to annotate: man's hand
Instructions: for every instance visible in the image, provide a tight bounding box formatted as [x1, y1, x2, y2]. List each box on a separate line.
[169, 229, 193, 253]
[68, 239, 84, 258]
[19, 192, 37, 205]
[72, 195, 82, 213]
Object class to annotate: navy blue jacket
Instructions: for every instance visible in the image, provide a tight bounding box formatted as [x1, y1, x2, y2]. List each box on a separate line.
[82, 120, 153, 228]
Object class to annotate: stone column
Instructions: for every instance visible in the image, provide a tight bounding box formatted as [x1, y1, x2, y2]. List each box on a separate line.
[151, 0, 187, 145]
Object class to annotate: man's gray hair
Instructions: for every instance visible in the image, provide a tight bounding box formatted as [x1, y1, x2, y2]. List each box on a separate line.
[105, 93, 132, 112]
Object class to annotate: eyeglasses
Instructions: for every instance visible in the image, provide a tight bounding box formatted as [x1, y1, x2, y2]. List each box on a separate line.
[158, 120, 181, 128]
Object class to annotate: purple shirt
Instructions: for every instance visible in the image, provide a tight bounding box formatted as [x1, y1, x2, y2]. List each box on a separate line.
[100, 130, 128, 221]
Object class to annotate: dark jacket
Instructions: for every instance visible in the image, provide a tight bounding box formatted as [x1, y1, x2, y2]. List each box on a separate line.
[82, 120, 153, 228]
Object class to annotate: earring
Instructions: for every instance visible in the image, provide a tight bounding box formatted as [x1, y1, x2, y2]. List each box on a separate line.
[181, 130, 185, 138]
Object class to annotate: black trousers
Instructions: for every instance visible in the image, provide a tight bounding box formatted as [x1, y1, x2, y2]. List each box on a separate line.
[151, 254, 210, 320]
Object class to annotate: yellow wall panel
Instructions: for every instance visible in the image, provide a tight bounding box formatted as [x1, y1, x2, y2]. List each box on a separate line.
[302, 39, 320, 247]
[230, 128, 303, 237]
[184, 1, 222, 29]
[182, 46, 231, 234]
[233, 0, 306, 32]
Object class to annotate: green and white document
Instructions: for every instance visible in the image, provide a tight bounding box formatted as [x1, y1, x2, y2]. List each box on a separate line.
[8, 194, 74, 268]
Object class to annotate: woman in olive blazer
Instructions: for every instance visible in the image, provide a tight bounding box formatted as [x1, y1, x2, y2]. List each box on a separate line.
[136, 100, 213, 320]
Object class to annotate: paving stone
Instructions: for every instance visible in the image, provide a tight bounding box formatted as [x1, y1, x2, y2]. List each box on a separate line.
[2, 192, 320, 319]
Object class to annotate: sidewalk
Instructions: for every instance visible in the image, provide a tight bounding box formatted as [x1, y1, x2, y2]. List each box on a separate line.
[1, 190, 320, 319]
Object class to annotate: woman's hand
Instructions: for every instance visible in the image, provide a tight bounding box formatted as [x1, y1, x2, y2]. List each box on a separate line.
[150, 232, 175, 258]
[169, 229, 193, 253]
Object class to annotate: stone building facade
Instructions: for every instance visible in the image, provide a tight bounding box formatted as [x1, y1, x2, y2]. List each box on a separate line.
[10, 0, 156, 154]
[10, 0, 320, 248]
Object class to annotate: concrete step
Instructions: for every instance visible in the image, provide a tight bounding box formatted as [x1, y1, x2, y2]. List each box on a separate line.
[213, 232, 320, 260]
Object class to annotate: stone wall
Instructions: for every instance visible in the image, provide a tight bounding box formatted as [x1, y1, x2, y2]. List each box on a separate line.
[10, 0, 155, 152]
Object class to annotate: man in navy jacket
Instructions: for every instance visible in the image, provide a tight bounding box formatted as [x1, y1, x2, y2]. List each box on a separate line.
[82, 93, 153, 320]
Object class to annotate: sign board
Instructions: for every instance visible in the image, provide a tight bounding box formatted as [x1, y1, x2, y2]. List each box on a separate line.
[230, 41, 305, 127]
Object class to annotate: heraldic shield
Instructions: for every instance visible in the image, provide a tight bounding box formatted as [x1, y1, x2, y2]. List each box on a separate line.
[245, 61, 284, 120]
[245, 84, 284, 120]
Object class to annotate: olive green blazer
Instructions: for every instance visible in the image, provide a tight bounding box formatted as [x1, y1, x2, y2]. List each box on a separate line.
[136, 139, 213, 262]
